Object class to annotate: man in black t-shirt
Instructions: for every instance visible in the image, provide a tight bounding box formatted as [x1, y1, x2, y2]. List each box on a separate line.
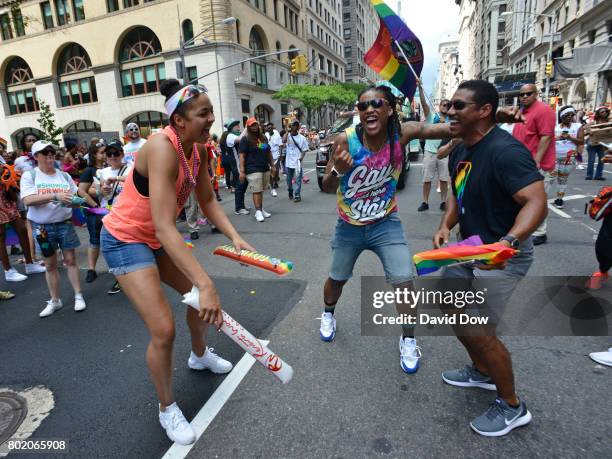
[433, 80, 547, 437]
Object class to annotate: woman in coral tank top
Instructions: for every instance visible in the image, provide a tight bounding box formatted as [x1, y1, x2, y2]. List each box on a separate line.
[101, 79, 253, 445]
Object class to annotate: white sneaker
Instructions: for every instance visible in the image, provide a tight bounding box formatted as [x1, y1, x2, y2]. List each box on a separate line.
[188, 348, 233, 373]
[271, 189, 278, 197]
[576, 164, 585, 170]
[40, 299, 63, 318]
[589, 348, 612, 367]
[5, 268, 27, 282]
[158, 402, 196, 445]
[319, 312, 336, 341]
[25, 263, 46, 274]
[234, 208, 250, 215]
[399, 336, 421, 374]
[261, 209, 272, 218]
[74, 294, 86, 312]
[255, 209, 265, 222]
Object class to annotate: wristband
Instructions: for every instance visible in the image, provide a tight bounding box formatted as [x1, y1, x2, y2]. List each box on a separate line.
[330, 166, 344, 178]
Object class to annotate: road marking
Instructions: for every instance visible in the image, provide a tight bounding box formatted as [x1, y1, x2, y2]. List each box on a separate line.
[161, 341, 268, 459]
[546, 194, 586, 219]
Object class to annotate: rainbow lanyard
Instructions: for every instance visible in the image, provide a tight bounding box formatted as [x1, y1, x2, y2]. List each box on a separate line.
[455, 161, 472, 215]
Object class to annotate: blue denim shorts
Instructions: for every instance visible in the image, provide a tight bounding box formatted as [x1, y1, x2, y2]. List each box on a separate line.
[100, 226, 164, 276]
[329, 213, 414, 284]
[31, 221, 80, 255]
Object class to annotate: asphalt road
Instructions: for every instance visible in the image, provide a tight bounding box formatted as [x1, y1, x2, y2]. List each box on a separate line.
[1, 155, 611, 458]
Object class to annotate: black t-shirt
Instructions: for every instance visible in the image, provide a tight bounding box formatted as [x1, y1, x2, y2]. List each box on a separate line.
[79, 166, 100, 204]
[449, 126, 542, 243]
[239, 136, 270, 174]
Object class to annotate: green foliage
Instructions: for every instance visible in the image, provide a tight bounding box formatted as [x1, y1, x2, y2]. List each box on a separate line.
[273, 83, 366, 111]
[36, 99, 63, 144]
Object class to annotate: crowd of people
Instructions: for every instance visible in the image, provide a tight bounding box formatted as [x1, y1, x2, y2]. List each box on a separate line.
[0, 75, 610, 445]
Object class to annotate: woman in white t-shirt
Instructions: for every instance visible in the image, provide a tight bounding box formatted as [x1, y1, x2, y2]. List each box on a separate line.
[20, 140, 86, 318]
[553, 106, 584, 208]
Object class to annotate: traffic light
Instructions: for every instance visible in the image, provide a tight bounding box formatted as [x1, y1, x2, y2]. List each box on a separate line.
[290, 55, 308, 74]
[545, 61, 553, 76]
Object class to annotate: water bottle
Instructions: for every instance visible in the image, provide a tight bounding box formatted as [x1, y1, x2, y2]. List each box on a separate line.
[35, 227, 55, 258]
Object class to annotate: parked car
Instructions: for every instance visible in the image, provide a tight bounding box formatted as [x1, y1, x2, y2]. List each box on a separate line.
[316, 112, 413, 191]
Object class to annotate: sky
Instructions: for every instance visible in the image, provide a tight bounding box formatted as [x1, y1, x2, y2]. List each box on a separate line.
[387, 0, 460, 97]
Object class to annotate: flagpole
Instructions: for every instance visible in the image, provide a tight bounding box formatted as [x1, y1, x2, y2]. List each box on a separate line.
[393, 39, 439, 118]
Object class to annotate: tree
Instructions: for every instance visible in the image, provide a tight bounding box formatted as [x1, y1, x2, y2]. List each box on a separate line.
[37, 99, 63, 144]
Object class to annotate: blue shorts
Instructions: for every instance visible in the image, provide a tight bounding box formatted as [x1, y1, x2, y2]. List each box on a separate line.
[85, 212, 103, 248]
[100, 226, 164, 276]
[329, 213, 414, 285]
[31, 221, 80, 255]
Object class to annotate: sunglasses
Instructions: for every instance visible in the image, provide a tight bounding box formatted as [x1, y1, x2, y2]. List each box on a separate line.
[37, 149, 55, 157]
[449, 100, 478, 110]
[127, 128, 139, 133]
[441, 102, 451, 108]
[519, 92, 534, 98]
[357, 98, 386, 111]
[106, 150, 122, 158]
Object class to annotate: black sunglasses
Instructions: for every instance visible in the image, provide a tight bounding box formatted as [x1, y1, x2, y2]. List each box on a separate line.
[519, 91, 534, 98]
[357, 98, 386, 111]
[127, 128, 139, 133]
[37, 149, 55, 157]
[441, 102, 451, 108]
[106, 150, 122, 158]
[449, 100, 478, 110]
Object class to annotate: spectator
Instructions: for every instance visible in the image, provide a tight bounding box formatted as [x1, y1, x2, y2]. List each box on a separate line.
[226, 120, 249, 215]
[282, 120, 309, 203]
[585, 106, 610, 181]
[123, 123, 147, 167]
[239, 117, 273, 222]
[20, 141, 86, 317]
[512, 84, 556, 245]
[265, 122, 283, 196]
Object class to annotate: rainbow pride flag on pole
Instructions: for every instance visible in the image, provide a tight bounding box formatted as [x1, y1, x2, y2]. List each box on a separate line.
[364, 0, 424, 100]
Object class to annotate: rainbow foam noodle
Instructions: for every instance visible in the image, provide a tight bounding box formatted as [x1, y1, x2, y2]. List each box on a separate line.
[413, 242, 518, 276]
[213, 245, 293, 276]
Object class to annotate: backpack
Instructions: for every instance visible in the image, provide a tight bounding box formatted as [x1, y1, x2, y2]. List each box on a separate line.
[586, 186, 612, 221]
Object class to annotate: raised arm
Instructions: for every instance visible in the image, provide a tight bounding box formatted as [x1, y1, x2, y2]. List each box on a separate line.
[322, 132, 351, 193]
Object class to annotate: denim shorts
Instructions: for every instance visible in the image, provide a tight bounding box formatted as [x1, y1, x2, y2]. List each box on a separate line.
[31, 221, 80, 255]
[100, 226, 164, 276]
[329, 212, 414, 285]
[85, 213, 103, 248]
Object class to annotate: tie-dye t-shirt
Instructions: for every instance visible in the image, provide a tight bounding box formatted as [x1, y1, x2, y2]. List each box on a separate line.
[336, 126, 403, 225]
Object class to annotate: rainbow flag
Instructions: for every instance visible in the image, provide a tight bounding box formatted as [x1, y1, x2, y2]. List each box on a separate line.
[364, 0, 424, 100]
[413, 243, 518, 276]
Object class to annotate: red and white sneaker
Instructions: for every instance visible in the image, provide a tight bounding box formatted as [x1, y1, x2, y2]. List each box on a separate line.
[585, 271, 610, 290]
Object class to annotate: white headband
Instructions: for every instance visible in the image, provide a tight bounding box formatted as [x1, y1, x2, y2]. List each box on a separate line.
[559, 107, 576, 119]
[164, 84, 207, 117]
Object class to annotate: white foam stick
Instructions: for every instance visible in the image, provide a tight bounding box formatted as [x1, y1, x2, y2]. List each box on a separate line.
[182, 287, 294, 384]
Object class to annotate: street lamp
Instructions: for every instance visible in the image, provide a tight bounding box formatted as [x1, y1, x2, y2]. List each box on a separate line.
[179, 17, 237, 128]
[501, 10, 556, 101]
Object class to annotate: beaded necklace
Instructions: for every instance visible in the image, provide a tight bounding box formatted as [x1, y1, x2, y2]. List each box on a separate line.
[171, 126, 200, 208]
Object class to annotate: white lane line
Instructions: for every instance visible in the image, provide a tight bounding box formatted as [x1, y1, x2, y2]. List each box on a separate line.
[161, 342, 268, 459]
[548, 205, 571, 218]
[546, 194, 587, 219]
[604, 170, 612, 174]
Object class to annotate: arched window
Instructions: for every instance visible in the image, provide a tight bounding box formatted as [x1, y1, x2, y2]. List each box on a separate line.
[254, 105, 271, 125]
[64, 120, 101, 133]
[57, 43, 98, 107]
[124, 111, 168, 138]
[182, 19, 194, 45]
[288, 46, 298, 60]
[11, 127, 44, 151]
[119, 27, 165, 97]
[4, 57, 38, 115]
[249, 27, 267, 88]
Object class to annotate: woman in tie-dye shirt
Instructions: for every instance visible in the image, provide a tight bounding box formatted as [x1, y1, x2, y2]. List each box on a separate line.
[317, 84, 453, 374]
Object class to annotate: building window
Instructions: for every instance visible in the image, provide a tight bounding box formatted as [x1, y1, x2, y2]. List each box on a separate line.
[119, 27, 164, 96]
[73, 0, 85, 21]
[499, 4, 507, 14]
[41, 2, 54, 29]
[498, 21, 505, 34]
[274, 0, 278, 21]
[345, 46, 351, 57]
[65, 120, 101, 132]
[182, 19, 194, 44]
[5, 57, 38, 115]
[124, 0, 139, 7]
[124, 111, 168, 138]
[235, 19, 241, 44]
[55, 0, 71, 26]
[249, 27, 266, 55]
[251, 0, 266, 14]
[0, 14, 13, 40]
[334, 64, 338, 78]
[344, 28, 351, 39]
[280, 103, 288, 115]
[59, 78, 97, 106]
[588, 29, 595, 44]
[250, 62, 267, 88]
[346, 62, 352, 73]
[12, 9, 25, 37]
[254, 105, 270, 125]
[107, 0, 120, 12]
[241, 99, 250, 113]
[276, 40, 281, 60]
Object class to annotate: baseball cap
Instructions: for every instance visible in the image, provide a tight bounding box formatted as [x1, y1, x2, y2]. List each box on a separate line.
[106, 140, 124, 152]
[290, 119, 300, 126]
[225, 118, 240, 130]
[95, 138, 107, 148]
[31, 140, 58, 155]
[246, 117, 258, 127]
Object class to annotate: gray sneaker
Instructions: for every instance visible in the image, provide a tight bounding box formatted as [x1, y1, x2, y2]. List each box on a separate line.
[470, 398, 532, 437]
[442, 365, 496, 390]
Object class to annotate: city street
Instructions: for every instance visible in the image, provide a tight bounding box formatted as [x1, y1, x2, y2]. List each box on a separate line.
[1, 155, 610, 458]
